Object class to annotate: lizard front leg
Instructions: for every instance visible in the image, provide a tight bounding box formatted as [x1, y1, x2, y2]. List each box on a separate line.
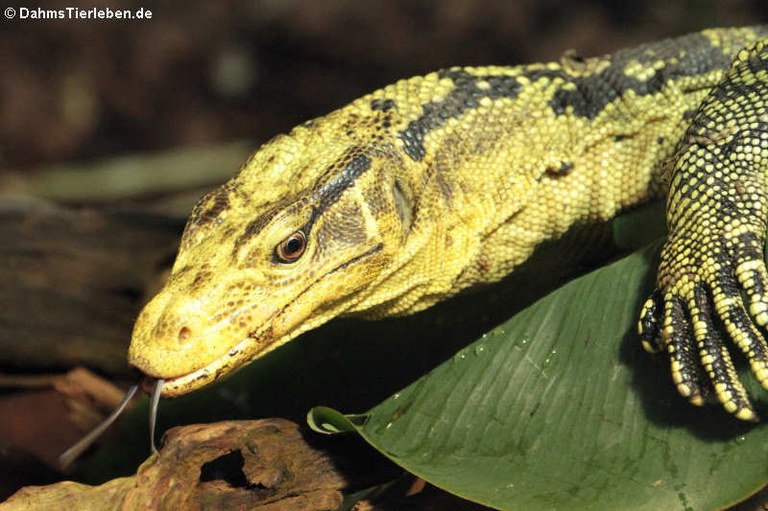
[639, 40, 768, 421]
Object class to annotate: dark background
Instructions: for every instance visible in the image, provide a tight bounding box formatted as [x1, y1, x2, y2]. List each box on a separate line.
[1, 0, 766, 172]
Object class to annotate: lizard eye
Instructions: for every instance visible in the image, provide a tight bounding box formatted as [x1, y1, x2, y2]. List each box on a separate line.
[275, 230, 307, 263]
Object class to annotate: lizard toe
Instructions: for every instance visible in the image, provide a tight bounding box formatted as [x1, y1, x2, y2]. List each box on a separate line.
[689, 285, 758, 420]
[726, 234, 768, 390]
[660, 294, 708, 407]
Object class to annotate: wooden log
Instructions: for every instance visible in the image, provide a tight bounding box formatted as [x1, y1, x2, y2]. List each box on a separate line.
[0, 196, 182, 374]
[3, 419, 354, 510]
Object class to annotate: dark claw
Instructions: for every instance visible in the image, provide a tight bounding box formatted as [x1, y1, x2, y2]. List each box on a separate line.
[638, 289, 664, 354]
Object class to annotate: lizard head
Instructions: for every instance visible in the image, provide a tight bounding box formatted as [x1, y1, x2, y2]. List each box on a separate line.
[128, 105, 417, 396]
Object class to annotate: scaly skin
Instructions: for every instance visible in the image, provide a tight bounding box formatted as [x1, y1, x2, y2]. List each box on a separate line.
[128, 26, 768, 420]
[638, 40, 768, 420]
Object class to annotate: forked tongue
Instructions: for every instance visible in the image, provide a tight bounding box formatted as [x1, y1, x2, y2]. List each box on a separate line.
[149, 378, 164, 454]
[58, 377, 165, 468]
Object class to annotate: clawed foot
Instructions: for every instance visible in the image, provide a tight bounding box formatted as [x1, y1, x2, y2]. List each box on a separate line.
[639, 227, 768, 421]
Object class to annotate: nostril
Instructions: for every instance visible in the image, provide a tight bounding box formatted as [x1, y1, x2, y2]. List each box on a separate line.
[178, 326, 192, 344]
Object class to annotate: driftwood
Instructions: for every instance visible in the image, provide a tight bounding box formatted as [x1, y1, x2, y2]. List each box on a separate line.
[1, 417, 495, 510]
[0, 195, 182, 374]
[2, 419, 355, 510]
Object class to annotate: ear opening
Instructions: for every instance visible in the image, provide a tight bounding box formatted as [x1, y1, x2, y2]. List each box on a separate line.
[392, 178, 414, 235]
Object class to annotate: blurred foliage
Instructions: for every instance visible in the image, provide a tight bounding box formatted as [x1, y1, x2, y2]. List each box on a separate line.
[1, 0, 765, 171]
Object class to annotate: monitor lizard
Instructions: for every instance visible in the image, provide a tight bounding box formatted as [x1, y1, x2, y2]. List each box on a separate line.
[127, 26, 768, 422]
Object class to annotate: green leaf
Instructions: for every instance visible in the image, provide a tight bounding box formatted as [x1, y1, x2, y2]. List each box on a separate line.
[309, 242, 768, 510]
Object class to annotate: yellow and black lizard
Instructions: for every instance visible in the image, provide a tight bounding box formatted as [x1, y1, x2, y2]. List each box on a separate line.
[128, 26, 768, 422]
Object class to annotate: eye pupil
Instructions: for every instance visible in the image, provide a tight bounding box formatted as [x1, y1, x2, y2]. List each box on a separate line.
[276, 230, 307, 262]
[285, 237, 303, 254]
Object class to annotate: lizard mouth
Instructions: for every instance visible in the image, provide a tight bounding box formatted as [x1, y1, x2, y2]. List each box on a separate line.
[148, 333, 258, 397]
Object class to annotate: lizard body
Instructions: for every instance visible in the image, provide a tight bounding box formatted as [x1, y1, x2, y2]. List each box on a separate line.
[128, 26, 768, 419]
